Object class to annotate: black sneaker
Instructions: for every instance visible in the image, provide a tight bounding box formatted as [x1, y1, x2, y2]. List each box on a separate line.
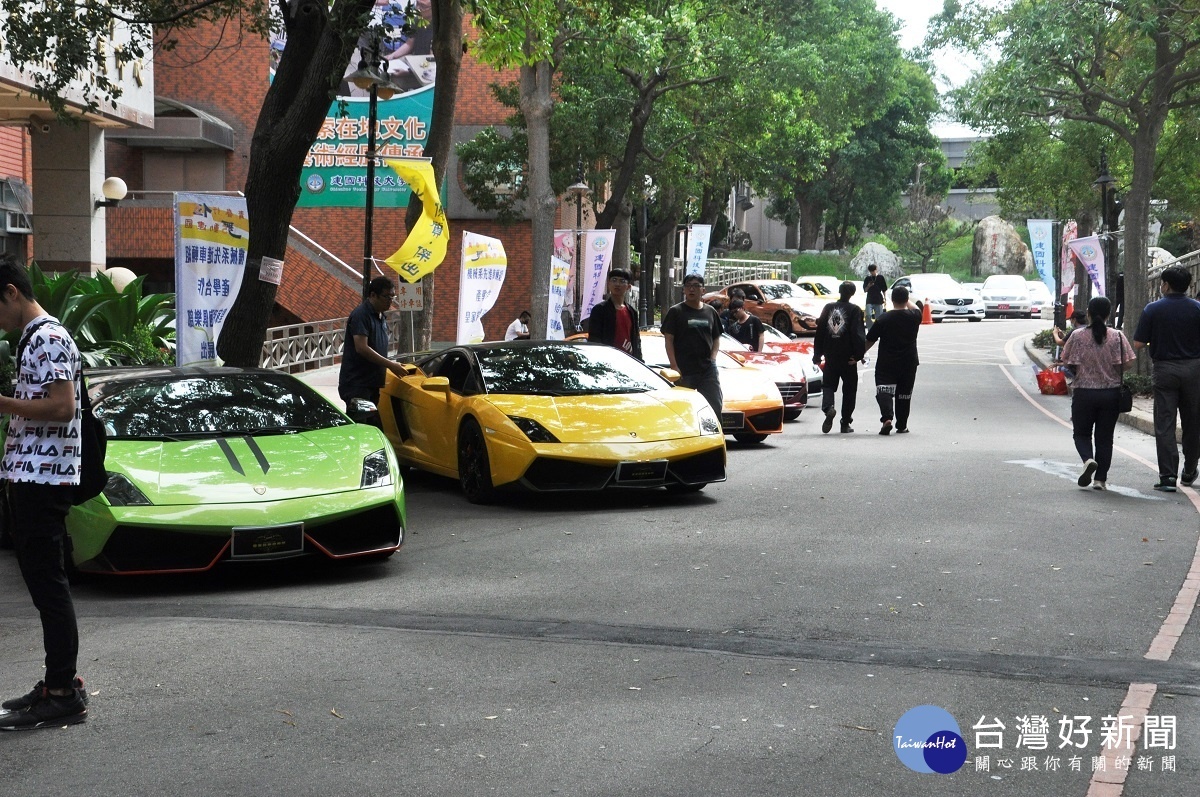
[896, 427, 909, 434]
[0, 690, 87, 731]
[879, 420, 892, 436]
[821, 409, 835, 434]
[1182, 469, 1197, 487]
[840, 423, 854, 433]
[2, 678, 88, 712]
[1153, 477, 1178, 493]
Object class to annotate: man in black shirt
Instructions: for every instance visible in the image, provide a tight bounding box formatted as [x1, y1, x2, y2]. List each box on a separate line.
[662, 273, 723, 414]
[813, 281, 866, 433]
[339, 276, 407, 406]
[864, 286, 922, 435]
[1133, 266, 1200, 491]
[863, 264, 888, 329]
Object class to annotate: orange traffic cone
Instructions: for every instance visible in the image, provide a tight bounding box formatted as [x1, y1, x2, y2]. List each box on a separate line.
[921, 299, 933, 325]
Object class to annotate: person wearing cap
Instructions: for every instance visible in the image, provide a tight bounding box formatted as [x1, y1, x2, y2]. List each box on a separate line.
[587, 269, 642, 360]
[661, 273, 723, 414]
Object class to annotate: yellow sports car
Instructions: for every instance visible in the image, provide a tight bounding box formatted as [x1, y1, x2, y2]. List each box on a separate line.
[378, 341, 727, 503]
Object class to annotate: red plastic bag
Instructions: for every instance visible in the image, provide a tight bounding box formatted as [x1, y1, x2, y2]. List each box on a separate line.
[1036, 367, 1068, 395]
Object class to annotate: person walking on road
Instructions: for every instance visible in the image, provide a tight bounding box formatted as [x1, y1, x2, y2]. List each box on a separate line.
[812, 281, 866, 433]
[588, 268, 642, 361]
[864, 286, 921, 435]
[1132, 266, 1200, 492]
[662, 273, 723, 415]
[338, 277, 406, 407]
[1060, 297, 1136, 491]
[863, 265, 888, 329]
[0, 255, 89, 731]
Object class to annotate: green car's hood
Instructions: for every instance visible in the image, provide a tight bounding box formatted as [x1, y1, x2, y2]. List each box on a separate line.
[108, 426, 383, 505]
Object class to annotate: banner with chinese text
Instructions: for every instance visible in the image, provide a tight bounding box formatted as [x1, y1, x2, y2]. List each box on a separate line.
[1026, 219, 1055, 294]
[579, 230, 617, 322]
[457, 232, 507, 344]
[1067, 236, 1106, 297]
[686, 224, 712, 277]
[383, 158, 449, 282]
[1060, 220, 1079, 296]
[173, 193, 248, 366]
[547, 256, 571, 340]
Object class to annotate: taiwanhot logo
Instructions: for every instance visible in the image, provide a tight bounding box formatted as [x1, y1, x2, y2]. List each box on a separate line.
[893, 705, 968, 774]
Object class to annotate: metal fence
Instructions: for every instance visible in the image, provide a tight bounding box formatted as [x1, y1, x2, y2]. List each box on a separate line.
[1153, 248, 1200, 298]
[695, 258, 792, 287]
[261, 311, 406, 373]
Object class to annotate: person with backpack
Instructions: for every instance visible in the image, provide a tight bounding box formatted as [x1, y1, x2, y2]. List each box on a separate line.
[812, 281, 866, 433]
[0, 254, 89, 730]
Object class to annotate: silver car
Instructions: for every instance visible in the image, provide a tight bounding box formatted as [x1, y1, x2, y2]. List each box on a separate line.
[891, 273, 985, 322]
[981, 274, 1033, 318]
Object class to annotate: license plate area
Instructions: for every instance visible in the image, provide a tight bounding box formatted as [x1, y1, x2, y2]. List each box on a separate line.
[998, 303, 1010, 310]
[616, 460, 668, 484]
[721, 411, 745, 431]
[232, 523, 304, 559]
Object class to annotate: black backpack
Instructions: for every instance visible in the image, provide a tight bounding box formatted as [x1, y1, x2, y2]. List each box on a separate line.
[16, 320, 108, 505]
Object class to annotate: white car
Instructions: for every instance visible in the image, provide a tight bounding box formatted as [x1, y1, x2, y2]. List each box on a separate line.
[794, 275, 866, 309]
[1027, 280, 1054, 317]
[981, 274, 1033, 318]
[891, 272, 985, 322]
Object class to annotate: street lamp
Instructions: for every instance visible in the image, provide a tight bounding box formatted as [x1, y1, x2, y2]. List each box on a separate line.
[1092, 151, 1121, 321]
[565, 161, 591, 331]
[347, 42, 403, 298]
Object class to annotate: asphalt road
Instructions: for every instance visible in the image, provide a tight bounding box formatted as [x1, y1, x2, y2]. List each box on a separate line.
[1, 318, 1198, 796]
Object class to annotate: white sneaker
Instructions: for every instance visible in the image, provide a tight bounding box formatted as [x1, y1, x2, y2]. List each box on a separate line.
[1078, 459, 1098, 487]
[1092, 481, 1106, 491]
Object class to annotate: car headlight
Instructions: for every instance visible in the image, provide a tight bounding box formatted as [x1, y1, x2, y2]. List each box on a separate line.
[696, 404, 721, 435]
[103, 473, 151, 506]
[360, 449, 393, 488]
[507, 415, 561, 443]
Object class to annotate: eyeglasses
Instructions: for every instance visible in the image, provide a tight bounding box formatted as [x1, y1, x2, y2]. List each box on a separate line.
[683, 282, 704, 289]
[609, 277, 629, 284]
[379, 294, 397, 302]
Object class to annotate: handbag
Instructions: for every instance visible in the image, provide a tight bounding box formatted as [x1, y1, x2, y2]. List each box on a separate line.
[1036, 367, 1069, 396]
[1119, 383, 1134, 413]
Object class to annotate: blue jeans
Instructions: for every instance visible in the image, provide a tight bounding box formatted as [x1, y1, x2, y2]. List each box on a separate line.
[866, 303, 884, 328]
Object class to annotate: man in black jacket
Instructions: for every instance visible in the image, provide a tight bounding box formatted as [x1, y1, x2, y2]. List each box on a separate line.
[813, 281, 867, 433]
[588, 268, 642, 361]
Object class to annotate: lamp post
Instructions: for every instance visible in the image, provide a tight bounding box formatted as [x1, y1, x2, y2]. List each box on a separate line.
[346, 42, 402, 298]
[565, 161, 591, 331]
[1092, 152, 1120, 322]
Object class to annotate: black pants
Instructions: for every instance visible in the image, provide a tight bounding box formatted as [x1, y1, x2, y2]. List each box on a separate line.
[681, 362, 723, 416]
[876, 366, 917, 429]
[7, 482, 79, 690]
[1072, 387, 1120, 482]
[821, 364, 858, 425]
[1151, 358, 1200, 479]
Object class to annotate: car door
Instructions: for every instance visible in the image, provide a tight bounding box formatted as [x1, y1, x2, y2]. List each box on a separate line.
[740, 284, 772, 324]
[399, 351, 475, 471]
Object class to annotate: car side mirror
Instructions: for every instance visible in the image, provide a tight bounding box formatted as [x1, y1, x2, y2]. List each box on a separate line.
[421, 376, 451, 393]
[658, 368, 681, 384]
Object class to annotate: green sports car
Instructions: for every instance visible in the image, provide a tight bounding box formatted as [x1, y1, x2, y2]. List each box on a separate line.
[65, 367, 405, 575]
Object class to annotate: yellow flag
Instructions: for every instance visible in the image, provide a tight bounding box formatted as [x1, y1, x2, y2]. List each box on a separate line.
[383, 158, 450, 283]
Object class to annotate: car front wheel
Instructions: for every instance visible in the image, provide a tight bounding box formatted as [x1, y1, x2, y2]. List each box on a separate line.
[457, 418, 495, 504]
[772, 312, 793, 336]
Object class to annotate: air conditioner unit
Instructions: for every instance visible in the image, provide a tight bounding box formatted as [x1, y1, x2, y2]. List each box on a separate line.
[5, 211, 32, 234]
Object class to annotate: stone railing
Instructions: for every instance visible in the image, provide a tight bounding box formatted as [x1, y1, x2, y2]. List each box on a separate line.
[261, 310, 405, 373]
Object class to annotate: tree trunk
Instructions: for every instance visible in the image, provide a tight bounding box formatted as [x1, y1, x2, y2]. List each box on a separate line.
[612, 198, 633, 271]
[219, 0, 377, 367]
[796, 194, 824, 251]
[521, 59, 558, 339]
[1122, 123, 1162, 375]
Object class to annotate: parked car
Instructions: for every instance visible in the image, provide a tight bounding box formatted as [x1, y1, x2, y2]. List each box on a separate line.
[755, 324, 823, 394]
[701, 280, 822, 336]
[719, 334, 808, 420]
[1027, 280, 1054, 317]
[891, 272, 985, 322]
[639, 331, 785, 444]
[794, 275, 866, 309]
[981, 274, 1033, 318]
[378, 340, 727, 502]
[69, 367, 406, 574]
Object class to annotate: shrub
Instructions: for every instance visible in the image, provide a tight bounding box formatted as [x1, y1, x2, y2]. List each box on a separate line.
[1032, 328, 1056, 349]
[1123, 372, 1153, 396]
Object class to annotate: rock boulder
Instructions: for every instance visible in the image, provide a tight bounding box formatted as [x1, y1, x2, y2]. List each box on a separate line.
[850, 242, 903, 279]
[973, 216, 1033, 276]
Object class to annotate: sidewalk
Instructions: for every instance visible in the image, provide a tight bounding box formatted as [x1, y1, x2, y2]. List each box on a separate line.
[1023, 337, 1160, 438]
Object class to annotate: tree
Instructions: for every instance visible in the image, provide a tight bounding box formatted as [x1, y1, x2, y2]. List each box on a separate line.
[0, 0, 465, 365]
[932, 0, 1200, 355]
[884, 182, 966, 273]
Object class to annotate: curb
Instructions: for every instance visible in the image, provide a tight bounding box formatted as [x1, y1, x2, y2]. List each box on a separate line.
[1022, 338, 1161, 439]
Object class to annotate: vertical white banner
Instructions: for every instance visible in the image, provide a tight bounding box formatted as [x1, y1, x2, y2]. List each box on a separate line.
[174, 193, 248, 366]
[686, 224, 712, 278]
[1026, 219, 1055, 293]
[457, 232, 507, 344]
[579, 229, 617, 322]
[547, 255, 571, 340]
[1066, 236, 1106, 297]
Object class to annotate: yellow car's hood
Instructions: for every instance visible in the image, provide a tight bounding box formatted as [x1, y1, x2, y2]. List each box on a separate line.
[484, 392, 705, 443]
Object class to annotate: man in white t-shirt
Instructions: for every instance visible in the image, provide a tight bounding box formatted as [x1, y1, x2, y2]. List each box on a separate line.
[0, 254, 89, 730]
[505, 310, 531, 341]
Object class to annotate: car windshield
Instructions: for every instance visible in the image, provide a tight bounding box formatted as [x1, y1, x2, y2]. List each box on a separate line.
[906, 274, 959, 290]
[798, 281, 833, 296]
[761, 324, 791, 343]
[93, 372, 350, 439]
[473, 343, 668, 395]
[758, 282, 804, 300]
[984, 276, 1027, 291]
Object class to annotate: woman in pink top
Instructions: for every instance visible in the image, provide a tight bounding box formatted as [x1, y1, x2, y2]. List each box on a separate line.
[1059, 296, 1136, 490]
